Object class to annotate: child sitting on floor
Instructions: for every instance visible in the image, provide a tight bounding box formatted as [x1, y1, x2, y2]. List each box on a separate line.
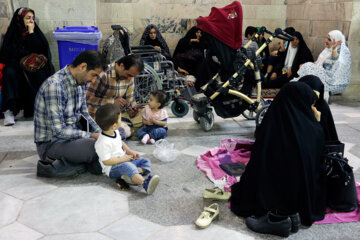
[94, 103, 160, 194]
[136, 90, 168, 144]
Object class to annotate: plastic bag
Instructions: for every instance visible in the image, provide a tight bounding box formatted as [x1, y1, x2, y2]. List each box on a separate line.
[153, 139, 181, 162]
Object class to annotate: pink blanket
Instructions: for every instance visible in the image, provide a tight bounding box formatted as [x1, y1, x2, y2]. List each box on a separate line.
[196, 138, 360, 224]
[196, 138, 253, 191]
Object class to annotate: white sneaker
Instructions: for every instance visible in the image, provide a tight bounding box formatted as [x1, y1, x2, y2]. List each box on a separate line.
[3, 110, 15, 126]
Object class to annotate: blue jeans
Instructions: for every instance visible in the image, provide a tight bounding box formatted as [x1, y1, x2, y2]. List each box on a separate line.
[109, 158, 151, 179]
[136, 126, 167, 140]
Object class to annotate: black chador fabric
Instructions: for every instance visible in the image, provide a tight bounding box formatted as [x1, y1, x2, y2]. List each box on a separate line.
[0, 8, 54, 116]
[173, 27, 205, 76]
[263, 32, 314, 88]
[0, 8, 54, 75]
[275, 31, 314, 78]
[230, 82, 326, 226]
[140, 24, 170, 57]
[299, 75, 339, 143]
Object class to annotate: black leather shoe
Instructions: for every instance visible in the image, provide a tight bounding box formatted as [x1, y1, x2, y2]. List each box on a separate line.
[276, 212, 301, 233]
[37, 158, 86, 178]
[289, 213, 300, 233]
[245, 212, 291, 238]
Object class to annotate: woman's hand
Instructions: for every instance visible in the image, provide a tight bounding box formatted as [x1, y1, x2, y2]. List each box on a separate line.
[154, 46, 161, 51]
[286, 69, 292, 78]
[190, 38, 199, 43]
[332, 39, 342, 50]
[26, 22, 35, 34]
[312, 106, 321, 122]
[270, 72, 277, 80]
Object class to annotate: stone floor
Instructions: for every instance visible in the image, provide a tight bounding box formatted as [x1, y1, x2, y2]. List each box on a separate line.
[0, 101, 359, 240]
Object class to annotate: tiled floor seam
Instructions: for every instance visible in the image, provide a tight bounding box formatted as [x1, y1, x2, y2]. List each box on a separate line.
[3, 183, 58, 202]
[96, 211, 131, 233]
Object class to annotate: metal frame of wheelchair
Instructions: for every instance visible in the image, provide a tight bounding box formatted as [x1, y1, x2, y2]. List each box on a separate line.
[191, 27, 293, 131]
[131, 45, 190, 117]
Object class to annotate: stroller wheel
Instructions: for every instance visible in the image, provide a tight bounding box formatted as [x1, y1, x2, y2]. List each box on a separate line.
[193, 110, 200, 123]
[255, 105, 269, 126]
[242, 97, 266, 120]
[200, 111, 214, 132]
[171, 99, 189, 117]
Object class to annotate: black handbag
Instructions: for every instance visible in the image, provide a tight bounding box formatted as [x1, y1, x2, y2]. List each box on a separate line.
[325, 148, 357, 212]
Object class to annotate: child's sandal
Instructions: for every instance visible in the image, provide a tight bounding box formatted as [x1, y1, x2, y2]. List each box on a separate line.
[116, 178, 130, 191]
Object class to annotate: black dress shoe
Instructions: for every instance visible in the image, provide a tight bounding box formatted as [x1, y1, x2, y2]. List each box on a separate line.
[245, 212, 291, 238]
[37, 158, 86, 178]
[289, 213, 300, 233]
[276, 212, 301, 233]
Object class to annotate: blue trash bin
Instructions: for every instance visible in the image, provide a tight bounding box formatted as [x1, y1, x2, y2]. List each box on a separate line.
[53, 26, 102, 69]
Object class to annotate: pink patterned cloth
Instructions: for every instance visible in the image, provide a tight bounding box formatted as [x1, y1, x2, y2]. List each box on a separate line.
[196, 138, 253, 191]
[197, 138, 360, 224]
[315, 183, 360, 224]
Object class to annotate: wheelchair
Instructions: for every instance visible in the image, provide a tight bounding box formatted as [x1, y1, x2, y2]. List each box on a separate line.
[131, 45, 192, 117]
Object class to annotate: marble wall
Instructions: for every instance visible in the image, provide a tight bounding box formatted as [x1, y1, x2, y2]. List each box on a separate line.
[0, 0, 287, 69]
[0, 0, 358, 99]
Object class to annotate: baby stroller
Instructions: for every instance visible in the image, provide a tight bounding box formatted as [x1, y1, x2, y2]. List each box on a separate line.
[131, 45, 192, 117]
[192, 1, 293, 131]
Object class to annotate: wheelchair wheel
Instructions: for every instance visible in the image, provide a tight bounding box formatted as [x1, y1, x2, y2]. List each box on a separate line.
[255, 105, 269, 126]
[134, 63, 162, 104]
[200, 111, 214, 132]
[165, 92, 172, 106]
[242, 97, 266, 120]
[171, 99, 189, 117]
[193, 110, 200, 123]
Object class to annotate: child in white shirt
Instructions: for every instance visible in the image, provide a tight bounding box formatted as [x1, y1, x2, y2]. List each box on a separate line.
[94, 103, 160, 193]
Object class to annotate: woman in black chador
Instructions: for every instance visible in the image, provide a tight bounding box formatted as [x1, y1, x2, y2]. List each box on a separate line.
[230, 82, 326, 236]
[299, 75, 339, 143]
[263, 31, 313, 88]
[173, 27, 205, 76]
[0, 7, 54, 125]
[140, 24, 171, 58]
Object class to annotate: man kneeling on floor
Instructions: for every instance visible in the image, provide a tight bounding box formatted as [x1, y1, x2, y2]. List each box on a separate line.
[34, 50, 105, 177]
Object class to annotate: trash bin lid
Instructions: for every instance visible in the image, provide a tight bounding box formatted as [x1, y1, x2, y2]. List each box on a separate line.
[55, 26, 99, 32]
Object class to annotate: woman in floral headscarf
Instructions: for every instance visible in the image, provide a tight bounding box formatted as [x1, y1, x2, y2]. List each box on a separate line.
[0, 7, 54, 126]
[294, 30, 351, 95]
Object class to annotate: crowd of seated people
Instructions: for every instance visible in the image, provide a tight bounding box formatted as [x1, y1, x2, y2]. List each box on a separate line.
[0, 3, 356, 239]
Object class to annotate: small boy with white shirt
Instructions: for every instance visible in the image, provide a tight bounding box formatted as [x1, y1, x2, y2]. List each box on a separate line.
[94, 103, 160, 194]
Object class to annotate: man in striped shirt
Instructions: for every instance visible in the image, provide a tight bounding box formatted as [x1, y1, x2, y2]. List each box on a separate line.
[86, 55, 144, 135]
[34, 50, 105, 176]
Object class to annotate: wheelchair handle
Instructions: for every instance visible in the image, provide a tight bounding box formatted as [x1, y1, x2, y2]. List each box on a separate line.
[274, 28, 294, 41]
[111, 25, 123, 30]
[260, 27, 294, 42]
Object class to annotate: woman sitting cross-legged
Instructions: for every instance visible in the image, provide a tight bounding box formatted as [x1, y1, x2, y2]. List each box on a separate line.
[231, 82, 326, 237]
[263, 31, 313, 89]
[0, 7, 54, 126]
[293, 30, 351, 96]
[173, 27, 206, 81]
